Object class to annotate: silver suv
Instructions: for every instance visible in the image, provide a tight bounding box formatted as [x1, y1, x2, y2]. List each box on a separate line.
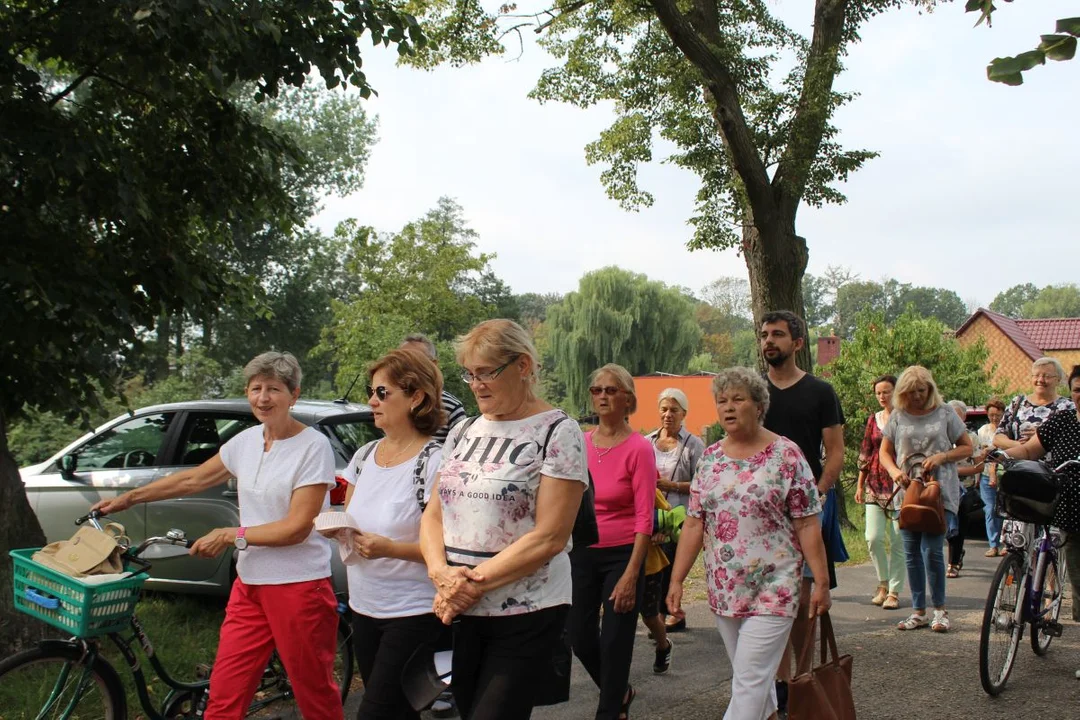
[20, 399, 379, 596]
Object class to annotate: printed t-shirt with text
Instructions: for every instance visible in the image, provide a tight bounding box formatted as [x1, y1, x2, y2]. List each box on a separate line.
[438, 409, 587, 616]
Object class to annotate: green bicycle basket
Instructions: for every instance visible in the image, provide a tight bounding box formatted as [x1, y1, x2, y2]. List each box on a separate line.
[10, 548, 147, 638]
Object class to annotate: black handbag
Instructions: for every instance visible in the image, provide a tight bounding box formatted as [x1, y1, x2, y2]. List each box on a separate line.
[959, 484, 985, 517]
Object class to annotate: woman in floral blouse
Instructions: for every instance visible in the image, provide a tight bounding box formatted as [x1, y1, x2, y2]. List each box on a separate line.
[855, 374, 903, 610]
[994, 357, 1074, 457]
[666, 367, 830, 720]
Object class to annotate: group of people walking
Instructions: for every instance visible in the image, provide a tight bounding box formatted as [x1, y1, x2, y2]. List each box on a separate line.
[853, 356, 1080, 635]
[90, 307, 1080, 720]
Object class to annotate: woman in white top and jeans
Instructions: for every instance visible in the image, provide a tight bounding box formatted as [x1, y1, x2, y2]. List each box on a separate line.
[420, 319, 588, 720]
[93, 352, 341, 719]
[340, 348, 447, 719]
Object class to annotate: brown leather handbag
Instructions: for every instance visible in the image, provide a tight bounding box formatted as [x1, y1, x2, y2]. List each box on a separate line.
[788, 613, 856, 720]
[897, 472, 946, 535]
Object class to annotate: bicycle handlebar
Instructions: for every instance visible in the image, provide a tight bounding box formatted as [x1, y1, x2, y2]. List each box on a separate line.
[985, 450, 1080, 475]
[76, 510, 194, 558]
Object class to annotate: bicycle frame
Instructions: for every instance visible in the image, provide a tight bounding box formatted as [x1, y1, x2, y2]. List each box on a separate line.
[1006, 523, 1062, 633]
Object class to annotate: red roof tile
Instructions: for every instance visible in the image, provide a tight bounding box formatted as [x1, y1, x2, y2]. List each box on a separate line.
[956, 308, 1042, 360]
[1016, 318, 1080, 351]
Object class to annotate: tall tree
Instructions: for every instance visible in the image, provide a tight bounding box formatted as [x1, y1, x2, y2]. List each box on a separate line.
[834, 278, 969, 338]
[0, 0, 422, 653]
[988, 282, 1040, 318]
[409, 0, 920, 368]
[546, 267, 702, 409]
[320, 198, 501, 393]
[1024, 283, 1080, 319]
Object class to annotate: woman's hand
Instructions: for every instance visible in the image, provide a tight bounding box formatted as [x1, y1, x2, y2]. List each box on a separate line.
[854, 485, 864, 504]
[665, 581, 685, 621]
[923, 453, 945, 472]
[91, 493, 135, 516]
[432, 595, 459, 625]
[808, 584, 832, 617]
[430, 565, 486, 613]
[353, 531, 392, 560]
[610, 570, 639, 613]
[892, 471, 911, 488]
[190, 528, 235, 559]
[657, 479, 679, 494]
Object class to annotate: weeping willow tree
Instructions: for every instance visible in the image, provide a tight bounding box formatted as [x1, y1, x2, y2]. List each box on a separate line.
[547, 267, 702, 410]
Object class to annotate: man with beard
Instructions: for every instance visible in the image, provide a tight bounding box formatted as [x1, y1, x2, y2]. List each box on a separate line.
[759, 310, 845, 717]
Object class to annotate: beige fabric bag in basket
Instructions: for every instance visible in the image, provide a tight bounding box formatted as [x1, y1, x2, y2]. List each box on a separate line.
[32, 523, 128, 578]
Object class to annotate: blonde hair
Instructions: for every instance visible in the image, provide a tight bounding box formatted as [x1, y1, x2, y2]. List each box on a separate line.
[589, 363, 638, 414]
[454, 319, 541, 385]
[1032, 357, 1066, 383]
[893, 365, 944, 413]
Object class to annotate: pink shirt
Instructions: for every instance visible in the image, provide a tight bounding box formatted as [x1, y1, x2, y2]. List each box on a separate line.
[586, 432, 657, 547]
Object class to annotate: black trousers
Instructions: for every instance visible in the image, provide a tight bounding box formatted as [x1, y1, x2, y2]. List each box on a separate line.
[451, 605, 569, 720]
[569, 544, 645, 720]
[351, 611, 445, 720]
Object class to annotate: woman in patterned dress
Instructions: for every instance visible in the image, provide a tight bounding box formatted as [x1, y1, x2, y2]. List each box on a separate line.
[994, 357, 1074, 454]
[419, 319, 588, 720]
[666, 367, 830, 720]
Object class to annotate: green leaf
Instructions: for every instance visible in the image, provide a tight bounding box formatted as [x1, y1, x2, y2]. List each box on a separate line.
[1056, 18, 1080, 37]
[1039, 35, 1077, 61]
[987, 64, 1023, 86]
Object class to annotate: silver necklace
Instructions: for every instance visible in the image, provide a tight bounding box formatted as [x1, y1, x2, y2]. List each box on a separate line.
[593, 429, 628, 464]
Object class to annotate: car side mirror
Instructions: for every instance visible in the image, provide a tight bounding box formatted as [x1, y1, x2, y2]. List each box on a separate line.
[59, 454, 77, 479]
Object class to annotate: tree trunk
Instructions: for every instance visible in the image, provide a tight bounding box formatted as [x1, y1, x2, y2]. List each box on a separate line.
[151, 310, 172, 381]
[742, 224, 812, 371]
[0, 408, 49, 655]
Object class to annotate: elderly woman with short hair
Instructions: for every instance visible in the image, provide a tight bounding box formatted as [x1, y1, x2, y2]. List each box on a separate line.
[666, 367, 830, 720]
[880, 366, 971, 633]
[646, 388, 705, 637]
[420, 319, 588, 720]
[994, 357, 1074, 453]
[94, 352, 342, 719]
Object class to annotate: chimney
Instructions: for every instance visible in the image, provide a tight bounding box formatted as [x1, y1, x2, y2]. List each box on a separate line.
[817, 335, 841, 366]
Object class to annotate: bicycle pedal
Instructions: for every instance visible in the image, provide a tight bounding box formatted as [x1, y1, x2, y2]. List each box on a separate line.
[1043, 621, 1063, 637]
[195, 663, 212, 679]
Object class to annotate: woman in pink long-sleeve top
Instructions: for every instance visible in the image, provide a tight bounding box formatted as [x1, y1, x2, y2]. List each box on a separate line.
[569, 363, 657, 720]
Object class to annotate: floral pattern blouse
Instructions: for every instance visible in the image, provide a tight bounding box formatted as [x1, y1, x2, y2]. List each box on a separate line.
[688, 437, 822, 619]
[858, 411, 895, 508]
[997, 395, 1075, 463]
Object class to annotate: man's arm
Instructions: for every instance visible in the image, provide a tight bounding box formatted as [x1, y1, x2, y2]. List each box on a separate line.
[819, 424, 844, 493]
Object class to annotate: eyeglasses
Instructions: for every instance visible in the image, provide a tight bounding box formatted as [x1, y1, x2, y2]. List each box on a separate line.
[367, 385, 391, 401]
[461, 358, 517, 385]
[589, 386, 622, 396]
[1032, 373, 1058, 381]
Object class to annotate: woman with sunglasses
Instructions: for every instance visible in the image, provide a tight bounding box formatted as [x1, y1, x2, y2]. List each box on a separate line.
[339, 347, 447, 719]
[420, 319, 587, 720]
[569, 363, 657, 720]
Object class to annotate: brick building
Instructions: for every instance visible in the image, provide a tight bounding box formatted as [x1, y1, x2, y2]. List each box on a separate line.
[955, 308, 1080, 391]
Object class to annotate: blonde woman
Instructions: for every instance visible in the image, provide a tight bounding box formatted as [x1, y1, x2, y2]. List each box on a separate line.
[419, 320, 587, 720]
[879, 366, 971, 633]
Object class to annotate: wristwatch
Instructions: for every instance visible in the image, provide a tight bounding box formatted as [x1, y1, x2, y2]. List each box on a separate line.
[234, 527, 248, 551]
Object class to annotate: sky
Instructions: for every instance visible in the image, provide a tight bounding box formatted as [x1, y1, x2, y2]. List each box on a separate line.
[315, 1, 1079, 310]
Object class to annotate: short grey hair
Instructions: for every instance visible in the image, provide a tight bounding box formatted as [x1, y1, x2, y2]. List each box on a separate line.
[947, 399, 968, 418]
[711, 367, 770, 420]
[1032, 356, 1066, 383]
[401, 333, 438, 360]
[658, 387, 689, 413]
[243, 351, 302, 393]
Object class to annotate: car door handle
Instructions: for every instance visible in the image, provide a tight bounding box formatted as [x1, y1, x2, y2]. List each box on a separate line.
[221, 490, 239, 498]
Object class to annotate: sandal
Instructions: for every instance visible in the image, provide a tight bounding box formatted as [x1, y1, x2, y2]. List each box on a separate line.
[882, 593, 900, 610]
[619, 684, 636, 719]
[946, 565, 960, 578]
[871, 584, 888, 606]
[931, 609, 950, 633]
[985, 547, 999, 557]
[897, 613, 929, 631]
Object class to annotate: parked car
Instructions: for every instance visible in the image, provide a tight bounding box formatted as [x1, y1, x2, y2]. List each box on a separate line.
[20, 399, 380, 596]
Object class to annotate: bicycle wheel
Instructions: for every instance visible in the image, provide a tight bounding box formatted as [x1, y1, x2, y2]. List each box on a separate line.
[336, 615, 355, 703]
[1031, 549, 1065, 655]
[979, 552, 1026, 696]
[0, 643, 126, 720]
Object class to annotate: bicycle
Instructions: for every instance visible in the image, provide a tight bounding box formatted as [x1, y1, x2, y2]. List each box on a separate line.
[978, 455, 1078, 696]
[0, 511, 355, 719]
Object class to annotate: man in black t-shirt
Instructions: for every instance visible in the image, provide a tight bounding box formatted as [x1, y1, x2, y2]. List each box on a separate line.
[760, 310, 845, 709]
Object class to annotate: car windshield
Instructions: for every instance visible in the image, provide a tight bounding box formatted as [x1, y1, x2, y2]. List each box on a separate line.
[323, 419, 381, 459]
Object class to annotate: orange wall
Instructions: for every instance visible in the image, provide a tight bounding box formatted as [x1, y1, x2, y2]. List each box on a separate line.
[630, 376, 716, 437]
[957, 315, 1035, 392]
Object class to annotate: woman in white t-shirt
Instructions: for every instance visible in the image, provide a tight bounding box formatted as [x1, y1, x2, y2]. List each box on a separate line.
[93, 352, 341, 719]
[339, 348, 447, 720]
[419, 319, 588, 720]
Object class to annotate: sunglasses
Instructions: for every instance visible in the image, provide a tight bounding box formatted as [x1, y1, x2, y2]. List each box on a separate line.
[366, 385, 392, 401]
[589, 386, 622, 396]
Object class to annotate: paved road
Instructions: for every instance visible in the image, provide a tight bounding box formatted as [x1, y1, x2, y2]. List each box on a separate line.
[330, 540, 1080, 719]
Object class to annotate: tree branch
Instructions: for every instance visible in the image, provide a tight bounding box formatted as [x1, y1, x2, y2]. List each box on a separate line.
[647, 0, 774, 225]
[771, 0, 849, 221]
